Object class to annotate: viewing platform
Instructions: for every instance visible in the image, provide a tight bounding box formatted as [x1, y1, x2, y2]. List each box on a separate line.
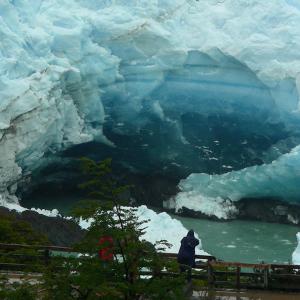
[1, 243, 300, 298]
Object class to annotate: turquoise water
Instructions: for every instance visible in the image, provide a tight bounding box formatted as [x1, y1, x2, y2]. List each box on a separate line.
[21, 195, 82, 215]
[173, 215, 299, 264]
[22, 196, 300, 264]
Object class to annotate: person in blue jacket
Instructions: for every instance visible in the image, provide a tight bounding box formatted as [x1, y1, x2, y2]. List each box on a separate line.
[177, 229, 199, 281]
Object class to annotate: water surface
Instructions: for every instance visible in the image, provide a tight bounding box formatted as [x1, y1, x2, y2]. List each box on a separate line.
[174, 215, 299, 264]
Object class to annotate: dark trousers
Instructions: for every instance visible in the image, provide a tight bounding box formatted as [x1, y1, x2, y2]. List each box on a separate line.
[179, 261, 192, 282]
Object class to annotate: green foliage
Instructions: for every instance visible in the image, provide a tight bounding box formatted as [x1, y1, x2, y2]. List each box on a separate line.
[0, 214, 48, 245]
[0, 216, 49, 298]
[0, 214, 49, 270]
[192, 279, 208, 288]
[40, 157, 186, 299]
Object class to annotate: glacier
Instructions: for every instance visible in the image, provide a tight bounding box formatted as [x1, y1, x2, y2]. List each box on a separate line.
[1, 0, 300, 217]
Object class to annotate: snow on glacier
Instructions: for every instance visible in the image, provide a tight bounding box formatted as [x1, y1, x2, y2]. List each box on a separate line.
[1, 0, 300, 207]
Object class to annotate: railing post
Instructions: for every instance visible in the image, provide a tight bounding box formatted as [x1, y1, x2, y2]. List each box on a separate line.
[236, 266, 241, 290]
[263, 266, 269, 289]
[207, 261, 214, 288]
[44, 249, 50, 266]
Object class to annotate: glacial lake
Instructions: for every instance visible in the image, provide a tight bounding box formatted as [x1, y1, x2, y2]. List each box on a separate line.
[173, 214, 299, 264]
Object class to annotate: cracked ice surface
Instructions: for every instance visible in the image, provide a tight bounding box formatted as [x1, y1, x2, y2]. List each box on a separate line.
[1, 0, 300, 206]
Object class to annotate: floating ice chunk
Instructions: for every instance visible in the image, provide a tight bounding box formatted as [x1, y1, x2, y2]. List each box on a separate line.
[292, 233, 300, 265]
[31, 208, 60, 217]
[166, 192, 238, 220]
[136, 205, 206, 255]
[288, 214, 299, 225]
[171, 145, 300, 219]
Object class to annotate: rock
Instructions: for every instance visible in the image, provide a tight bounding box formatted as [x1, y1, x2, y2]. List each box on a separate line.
[235, 197, 300, 225]
[0, 207, 85, 247]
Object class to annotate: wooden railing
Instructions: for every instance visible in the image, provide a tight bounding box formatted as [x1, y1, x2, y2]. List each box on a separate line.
[0, 243, 74, 252]
[0, 243, 78, 272]
[1, 243, 300, 291]
[194, 260, 300, 291]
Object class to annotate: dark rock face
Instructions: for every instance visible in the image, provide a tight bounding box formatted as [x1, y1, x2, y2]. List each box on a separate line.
[169, 206, 224, 221]
[0, 207, 85, 247]
[236, 197, 300, 225]
[121, 172, 180, 207]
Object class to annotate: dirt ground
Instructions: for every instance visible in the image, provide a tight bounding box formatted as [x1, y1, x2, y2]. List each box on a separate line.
[192, 289, 300, 299]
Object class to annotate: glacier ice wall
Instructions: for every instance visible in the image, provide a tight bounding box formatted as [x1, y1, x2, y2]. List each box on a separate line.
[1, 0, 300, 205]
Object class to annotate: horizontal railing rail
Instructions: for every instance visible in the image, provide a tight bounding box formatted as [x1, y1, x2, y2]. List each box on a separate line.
[0, 243, 76, 252]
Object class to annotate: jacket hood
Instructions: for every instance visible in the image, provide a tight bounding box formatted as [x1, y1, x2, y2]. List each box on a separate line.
[187, 230, 194, 237]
